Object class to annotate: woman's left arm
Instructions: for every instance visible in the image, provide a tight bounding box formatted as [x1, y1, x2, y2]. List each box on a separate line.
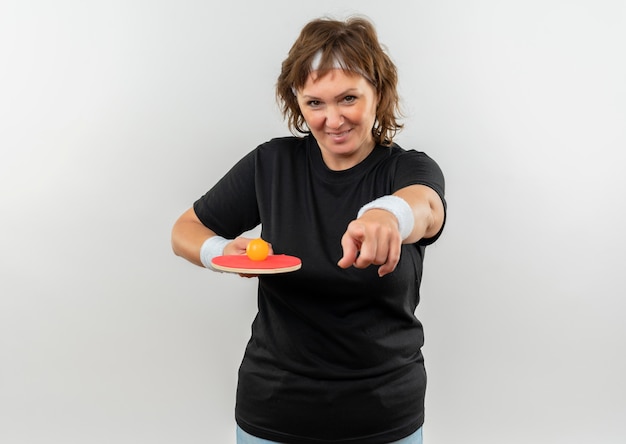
[337, 184, 445, 277]
[394, 184, 445, 244]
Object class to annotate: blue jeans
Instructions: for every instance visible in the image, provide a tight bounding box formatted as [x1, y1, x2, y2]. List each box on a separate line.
[236, 425, 423, 444]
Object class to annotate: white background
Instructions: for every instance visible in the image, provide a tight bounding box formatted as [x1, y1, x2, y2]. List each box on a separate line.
[1, 1, 625, 443]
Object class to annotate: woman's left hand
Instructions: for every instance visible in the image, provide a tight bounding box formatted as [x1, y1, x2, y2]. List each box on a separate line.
[337, 209, 403, 277]
[337, 185, 445, 277]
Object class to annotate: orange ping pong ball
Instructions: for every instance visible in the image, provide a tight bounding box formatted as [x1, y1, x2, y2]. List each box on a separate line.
[246, 238, 270, 261]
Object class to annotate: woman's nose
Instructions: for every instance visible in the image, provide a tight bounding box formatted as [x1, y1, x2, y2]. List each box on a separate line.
[325, 106, 344, 129]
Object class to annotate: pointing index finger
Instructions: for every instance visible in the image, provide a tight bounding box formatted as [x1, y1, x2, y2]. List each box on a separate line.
[337, 222, 364, 269]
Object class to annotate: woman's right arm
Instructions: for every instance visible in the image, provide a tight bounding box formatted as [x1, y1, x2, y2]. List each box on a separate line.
[172, 207, 253, 268]
[171, 207, 217, 267]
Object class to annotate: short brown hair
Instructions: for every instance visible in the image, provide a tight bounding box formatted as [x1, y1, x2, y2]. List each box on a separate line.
[276, 17, 403, 146]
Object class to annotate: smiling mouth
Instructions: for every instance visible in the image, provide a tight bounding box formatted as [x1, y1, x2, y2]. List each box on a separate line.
[327, 129, 352, 137]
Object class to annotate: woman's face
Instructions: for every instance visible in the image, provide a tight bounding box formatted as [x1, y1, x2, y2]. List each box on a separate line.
[296, 69, 378, 170]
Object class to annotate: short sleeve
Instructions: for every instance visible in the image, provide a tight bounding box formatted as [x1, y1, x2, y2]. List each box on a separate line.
[193, 149, 261, 238]
[393, 150, 447, 246]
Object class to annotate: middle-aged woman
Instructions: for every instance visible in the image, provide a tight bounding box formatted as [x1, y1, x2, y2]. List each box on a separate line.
[172, 16, 447, 444]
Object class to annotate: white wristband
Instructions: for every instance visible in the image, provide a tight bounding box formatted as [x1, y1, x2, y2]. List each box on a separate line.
[357, 195, 415, 240]
[199, 235, 230, 271]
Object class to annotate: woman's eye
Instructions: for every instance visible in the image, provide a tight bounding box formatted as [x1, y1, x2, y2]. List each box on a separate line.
[307, 100, 322, 107]
[343, 95, 357, 103]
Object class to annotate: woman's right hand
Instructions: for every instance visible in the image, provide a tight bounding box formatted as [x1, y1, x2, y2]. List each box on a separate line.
[223, 237, 257, 256]
[226, 237, 274, 278]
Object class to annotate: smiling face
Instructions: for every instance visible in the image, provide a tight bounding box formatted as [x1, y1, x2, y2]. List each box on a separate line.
[296, 69, 378, 170]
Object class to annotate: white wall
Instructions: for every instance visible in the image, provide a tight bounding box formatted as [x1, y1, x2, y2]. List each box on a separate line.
[1, 1, 624, 443]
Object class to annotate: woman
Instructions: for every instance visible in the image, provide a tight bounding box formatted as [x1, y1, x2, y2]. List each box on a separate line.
[172, 16, 446, 444]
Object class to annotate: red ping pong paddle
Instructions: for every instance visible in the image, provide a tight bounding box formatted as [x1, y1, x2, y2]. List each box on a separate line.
[211, 254, 302, 274]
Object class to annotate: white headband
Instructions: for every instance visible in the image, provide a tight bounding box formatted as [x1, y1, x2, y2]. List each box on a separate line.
[310, 50, 345, 71]
[291, 50, 374, 95]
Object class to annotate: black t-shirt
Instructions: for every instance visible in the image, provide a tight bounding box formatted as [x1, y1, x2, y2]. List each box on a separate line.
[194, 136, 446, 444]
